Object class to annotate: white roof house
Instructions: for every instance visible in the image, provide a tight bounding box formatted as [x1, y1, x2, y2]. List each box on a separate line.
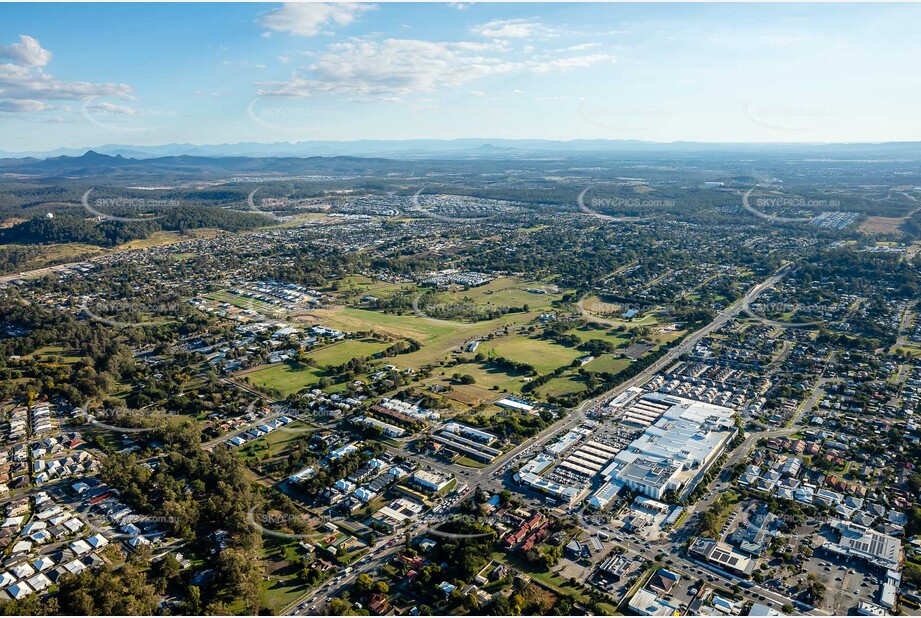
[6, 581, 34, 600]
[87, 533, 109, 549]
[10, 563, 35, 579]
[26, 573, 51, 592]
[31, 557, 55, 572]
[69, 539, 92, 555]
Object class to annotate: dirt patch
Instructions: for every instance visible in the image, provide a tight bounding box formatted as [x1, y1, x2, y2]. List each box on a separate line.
[859, 216, 907, 234]
[445, 389, 481, 405]
[519, 581, 559, 612]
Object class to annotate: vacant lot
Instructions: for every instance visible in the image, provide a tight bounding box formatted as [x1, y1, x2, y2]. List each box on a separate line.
[304, 306, 543, 368]
[583, 355, 632, 374]
[308, 338, 391, 367]
[436, 277, 561, 310]
[239, 363, 326, 396]
[480, 336, 582, 373]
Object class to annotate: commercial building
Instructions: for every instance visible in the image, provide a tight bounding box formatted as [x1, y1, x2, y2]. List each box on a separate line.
[588, 482, 621, 510]
[608, 394, 735, 499]
[628, 588, 679, 616]
[823, 520, 901, 571]
[688, 538, 755, 577]
[515, 472, 581, 506]
[496, 398, 536, 414]
[616, 458, 683, 500]
[432, 432, 501, 463]
[442, 422, 497, 445]
[352, 416, 405, 438]
[411, 470, 452, 492]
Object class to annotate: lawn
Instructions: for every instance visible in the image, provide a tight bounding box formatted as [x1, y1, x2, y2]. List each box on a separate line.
[304, 306, 460, 342]
[435, 277, 561, 310]
[491, 551, 618, 615]
[236, 339, 390, 396]
[480, 336, 582, 374]
[260, 536, 312, 613]
[238, 363, 326, 396]
[307, 338, 391, 367]
[567, 325, 629, 348]
[303, 306, 543, 368]
[23, 345, 85, 365]
[435, 362, 531, 393]
[581, 295, 661, 326]
[583, 355, 632, 374]
[538, 373, 588, 397]
[239, 420, 314, 460]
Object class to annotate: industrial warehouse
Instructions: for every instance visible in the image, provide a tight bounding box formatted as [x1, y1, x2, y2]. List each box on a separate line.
[513, 393, 738, 507]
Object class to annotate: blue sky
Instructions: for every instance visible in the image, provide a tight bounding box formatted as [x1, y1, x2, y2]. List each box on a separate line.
[1, 2, 920, 151]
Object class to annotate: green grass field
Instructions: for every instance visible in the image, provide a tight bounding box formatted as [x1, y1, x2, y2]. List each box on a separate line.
[479, 336, 582, 374]
[538, 373, 588, 397]
[23, 345, 85, 365]
[567, 325, 629, 348]
[236, 338, 390, 396]
[308, 338, 390, 367]
[238, 420, 314, 460]
[304, 305, 544, 369]
[435, 277, 561, 310]
[238, 363, 326, 396]
[583, 355, 632, 374]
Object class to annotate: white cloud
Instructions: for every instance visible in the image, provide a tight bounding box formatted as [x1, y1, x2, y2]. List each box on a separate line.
[258, 38, 518, 100]
[0, 35, 52, 67]
[472, 18, 555, 40]
[259, 3, 375, 37]
[0, 99, 51, 112]
[258, 37, 615, 101]
[561, 43, 601, 52]
[533, 53, 615, 73]
[0, 35, 133, 113]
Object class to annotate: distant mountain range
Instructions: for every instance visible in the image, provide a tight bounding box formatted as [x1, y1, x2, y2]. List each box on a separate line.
[3, 139, 921, 161]
[0, 150, 413, 179]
